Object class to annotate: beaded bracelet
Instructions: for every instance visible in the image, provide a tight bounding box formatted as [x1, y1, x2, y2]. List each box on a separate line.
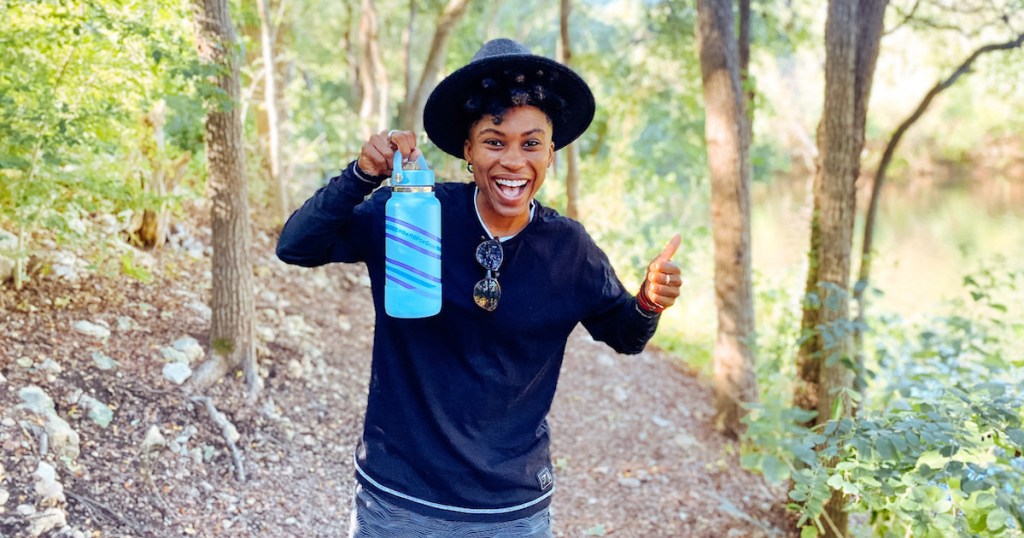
[637, 281, 665, 315]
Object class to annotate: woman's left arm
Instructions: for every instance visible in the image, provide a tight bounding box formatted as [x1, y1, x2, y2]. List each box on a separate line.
[581, 234, 683, 354]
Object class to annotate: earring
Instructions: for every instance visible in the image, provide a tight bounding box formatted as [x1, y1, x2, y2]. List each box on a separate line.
[467, 162, 474, 174]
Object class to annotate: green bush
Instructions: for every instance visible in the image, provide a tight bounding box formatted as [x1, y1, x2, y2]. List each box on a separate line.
[743, 267, 1024, 537]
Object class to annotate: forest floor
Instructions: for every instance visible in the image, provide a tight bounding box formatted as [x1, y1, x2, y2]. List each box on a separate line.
[0, 210, 797, 538]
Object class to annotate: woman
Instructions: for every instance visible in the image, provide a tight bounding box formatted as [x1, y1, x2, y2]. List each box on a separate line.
[277, 38, 683, 537]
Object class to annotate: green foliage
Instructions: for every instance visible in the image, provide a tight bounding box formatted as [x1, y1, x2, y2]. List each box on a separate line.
[0, 0, 201, 283]
[743, 267, 1024, 537]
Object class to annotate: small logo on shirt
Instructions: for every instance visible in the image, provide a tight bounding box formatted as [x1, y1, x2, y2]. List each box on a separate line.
[537, 467, 554, 491]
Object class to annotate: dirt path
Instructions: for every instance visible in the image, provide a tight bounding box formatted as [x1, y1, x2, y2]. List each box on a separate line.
[1, 229, 793, 537]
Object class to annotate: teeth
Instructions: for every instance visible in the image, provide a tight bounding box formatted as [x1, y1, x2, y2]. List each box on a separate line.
[496, 178, 527, 188]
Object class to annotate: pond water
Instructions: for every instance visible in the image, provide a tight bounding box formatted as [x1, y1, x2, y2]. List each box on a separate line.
[751, 175, 1024, 319]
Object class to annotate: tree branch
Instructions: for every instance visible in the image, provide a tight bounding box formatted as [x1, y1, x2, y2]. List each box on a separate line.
[856, 31, 1024, 313]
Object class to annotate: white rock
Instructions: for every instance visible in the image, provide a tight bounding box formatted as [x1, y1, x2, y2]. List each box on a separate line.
[79, 395, 114, 428]
[141, 425, 166, 452]
[337, 315, 352, 332]
[256, 325, 276, 343]
[286, 359, 305, 379]
[28, 507, 67, 537]
[50, 249, 86, 281]
[186, 301, 212, 321]
[163, 362, 192, 384]
[18, 386, 56, 415]
[0, 229, 15, 283]
[33, 462, 66, 506]
[617, 477, 642, 488]
[116, 316, 139, 332]
[17, 504, 36, 515]
[0, 487, 9, 506]
[160, 346, 190, 364]
[72, 320, 110, 340]
[45, 414, 81, 461]
[38, 358, 63, 374]
[651, 415, 673, 428]
[90, 351, 118, 370]
[172, 336, 204, 363]
[0, 370, 6, 384]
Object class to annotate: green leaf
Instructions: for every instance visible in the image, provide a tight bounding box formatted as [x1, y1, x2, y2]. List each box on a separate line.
[961, 479, 987, 494]
[762, 454, 789, 484]
[826, 473, 845, 490]
[875, 437, 896, 460]
[985, 508, 1007, 531]
[1007, 428, 1024, 448]
[801, 524, 819, 538]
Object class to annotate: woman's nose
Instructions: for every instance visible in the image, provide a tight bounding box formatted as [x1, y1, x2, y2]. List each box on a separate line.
[499, 148, 526, 169]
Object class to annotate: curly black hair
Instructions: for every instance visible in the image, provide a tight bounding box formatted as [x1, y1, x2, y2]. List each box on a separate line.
[461, 68, 567, 128]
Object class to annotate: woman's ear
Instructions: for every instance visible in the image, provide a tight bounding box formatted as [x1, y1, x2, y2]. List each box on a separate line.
[464, 139, 472, 162]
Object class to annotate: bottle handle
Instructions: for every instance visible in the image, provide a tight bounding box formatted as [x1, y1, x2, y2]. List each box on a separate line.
[393, 151, 430, 178]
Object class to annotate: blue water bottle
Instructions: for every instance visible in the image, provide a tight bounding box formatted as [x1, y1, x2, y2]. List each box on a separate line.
[384, 151, 442, 318]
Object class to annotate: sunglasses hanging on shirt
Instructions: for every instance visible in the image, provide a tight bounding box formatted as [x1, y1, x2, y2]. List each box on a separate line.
[473, 238, 503, 311]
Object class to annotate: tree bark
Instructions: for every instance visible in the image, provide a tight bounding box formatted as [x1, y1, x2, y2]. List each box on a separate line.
[795, 1, 887, 535]
[191, 0, 259, 401]
[559, 0, 581, 220]
[356, 0, 381, 140]
[399, 0, 472, 132]
[696, 0, 757, 438]
[257, 0, 287, 228]
[854, 31, 1024, 356]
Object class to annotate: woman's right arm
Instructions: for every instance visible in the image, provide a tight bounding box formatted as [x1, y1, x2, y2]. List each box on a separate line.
[275, 160, 387, 267]
[276, 130, 420, 267]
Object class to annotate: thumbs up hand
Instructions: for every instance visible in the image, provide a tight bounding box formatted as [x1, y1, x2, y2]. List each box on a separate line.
[638, 234, 683, 314]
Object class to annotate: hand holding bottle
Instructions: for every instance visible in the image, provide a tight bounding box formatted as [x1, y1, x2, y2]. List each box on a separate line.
[357, 129, 423, 177]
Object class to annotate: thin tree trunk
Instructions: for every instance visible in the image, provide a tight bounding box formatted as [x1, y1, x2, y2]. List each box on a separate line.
[257, 0, 287, 227]
[796, 1, 887, 535]
[854, 32, 1024, 357]
[559, 0, 581, 220]
[399, 0, 472, 132]
[697, 0, 757, 438]
[400, 0, 416, 128]
[356, 0, 380, 140]
[191, 0, 259, 401]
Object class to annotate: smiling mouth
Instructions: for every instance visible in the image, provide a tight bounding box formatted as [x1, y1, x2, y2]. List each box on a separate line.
[494, 178, 529, 198]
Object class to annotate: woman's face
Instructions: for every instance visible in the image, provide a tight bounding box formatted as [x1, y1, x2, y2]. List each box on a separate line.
[464, 105, 555, 223]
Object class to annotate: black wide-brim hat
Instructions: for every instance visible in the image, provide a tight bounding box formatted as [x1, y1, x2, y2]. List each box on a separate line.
[424, 38, 596, 159]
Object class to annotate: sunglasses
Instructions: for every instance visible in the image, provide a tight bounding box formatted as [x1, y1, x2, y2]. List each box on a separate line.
[473, 238, 503, 311]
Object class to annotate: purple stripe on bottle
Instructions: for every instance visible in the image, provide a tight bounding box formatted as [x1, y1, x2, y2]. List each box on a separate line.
[386, 274, 442, 299]
[386, 257, 442, 284]
[385, 215, 441, 243]
[385, 233, 442, 260]
[385, 273, 416, 289]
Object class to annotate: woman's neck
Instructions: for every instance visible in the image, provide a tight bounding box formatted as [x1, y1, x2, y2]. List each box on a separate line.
[474, 189, 532, 239]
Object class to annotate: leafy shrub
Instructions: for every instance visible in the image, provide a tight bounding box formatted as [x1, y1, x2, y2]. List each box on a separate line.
[743, 267, 1024, 537]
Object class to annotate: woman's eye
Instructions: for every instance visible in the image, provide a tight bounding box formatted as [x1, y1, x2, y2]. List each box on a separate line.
[523, 140, 540, 148]
[484, 139, 503, 147]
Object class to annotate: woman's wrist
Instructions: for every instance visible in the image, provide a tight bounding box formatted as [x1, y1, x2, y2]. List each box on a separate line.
[351, 160, 389, 185]
[636, 281, 665, 315]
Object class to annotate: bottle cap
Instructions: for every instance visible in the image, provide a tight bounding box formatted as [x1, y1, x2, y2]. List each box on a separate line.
[393, 152, 434, 187]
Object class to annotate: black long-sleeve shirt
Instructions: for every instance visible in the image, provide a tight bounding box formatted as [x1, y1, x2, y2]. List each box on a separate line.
[277, 162, 660, 522]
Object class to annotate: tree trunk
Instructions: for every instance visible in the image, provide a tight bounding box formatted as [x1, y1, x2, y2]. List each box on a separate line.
[191, 0, 260, 401]
[795, 1, 887, 535]
[559, 0, 581, 220]
[696, 0, 757, 438]
[356, 0, 381, 140]
[400, 0, 416, 126]
[257, 0, 287, 228]
[399, 0, 472, 132]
